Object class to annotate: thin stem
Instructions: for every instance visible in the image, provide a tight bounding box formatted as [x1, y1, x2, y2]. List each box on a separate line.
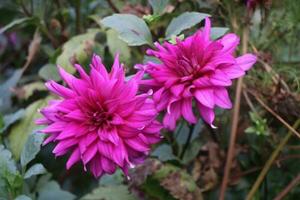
[20, 0, 32, 16]
[179, 124, 195, 159]
[246, 119, 300, 200]
[273, 173, 300, 200]
[205, 123, 219, 144]
[243, 90, 257, 113]
[164, 130, 178, 156]
[219, 23, 249, 200]
[54, 0, 66, 30]
[106, 0, 120, 13]
[38, 24, 59, 48]
[245, 88, 300, 139]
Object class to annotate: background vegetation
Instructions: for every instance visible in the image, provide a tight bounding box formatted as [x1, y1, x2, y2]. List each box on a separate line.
[0, 0, 299, 199]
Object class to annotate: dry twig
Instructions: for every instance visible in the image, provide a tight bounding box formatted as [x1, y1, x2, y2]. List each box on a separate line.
[106, 0, 120, 13]
[219, 23, 249, 200]
[245, 119, 300, 200]
[250, 44, 290, 92]
[245, 88, 300, 139]
[273, 173, 300, 200]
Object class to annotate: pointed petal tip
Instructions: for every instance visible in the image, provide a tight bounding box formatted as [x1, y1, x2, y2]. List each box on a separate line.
[211, 124, 218, 129]
[129, 162, 136, 169]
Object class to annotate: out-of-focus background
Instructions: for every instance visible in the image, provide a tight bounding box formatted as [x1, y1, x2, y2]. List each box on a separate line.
[0, 0, 299, 199]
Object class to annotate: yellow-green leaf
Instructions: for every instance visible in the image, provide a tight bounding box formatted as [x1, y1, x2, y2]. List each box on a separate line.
[56, 29, 101, 74]
[8, 97, 50, 160]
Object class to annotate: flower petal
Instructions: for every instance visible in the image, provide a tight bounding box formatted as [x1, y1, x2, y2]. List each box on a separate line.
[82, 143, 98, 164]
[214, 88, 232, 109]
[181, 98, 197, 123]
[66, 148, 80, 169]
[210, 69, 232, 86]
[236, 54, 257, 71]
[197, 102, 215, 125]
[194, 88, 214, 108]
[220, 33, 240, 54]
[89, 155, 103, 177]
[45, 81, 75, 98]
[221, 64, 245, 79]
[100, 156, 116, 174]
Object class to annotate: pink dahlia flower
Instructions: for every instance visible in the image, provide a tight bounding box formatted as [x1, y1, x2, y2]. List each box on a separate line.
[36, 54, 162, 178]
[139, 18, 256, 130]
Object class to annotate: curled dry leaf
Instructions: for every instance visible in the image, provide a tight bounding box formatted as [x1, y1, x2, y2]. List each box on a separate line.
[161, 171, 203, 200]
[129, 159, 203, 200]
[190, 141, 244, 192]
[23, 30, 41, 71]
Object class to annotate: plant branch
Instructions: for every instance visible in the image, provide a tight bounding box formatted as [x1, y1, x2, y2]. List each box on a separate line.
[250, 44, 290, 92]
[246, 119, 300, 200]
[219, 23, 249, 200]
[245, 88, 300, 139]
[38, 23, 59, 48]
[179, 124, 195, 159]
[106, 0, 120, 13]
[273, 173, 300, 200]
[242, 90, 257, 113]
[20, 0, 32, 17]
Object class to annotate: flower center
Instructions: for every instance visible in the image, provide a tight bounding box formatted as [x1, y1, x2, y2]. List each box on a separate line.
[177, 58, 207, 82]
[87, 110, 113, 128]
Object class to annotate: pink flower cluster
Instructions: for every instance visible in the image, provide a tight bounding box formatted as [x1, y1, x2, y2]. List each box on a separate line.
[37, 17, 256, 178]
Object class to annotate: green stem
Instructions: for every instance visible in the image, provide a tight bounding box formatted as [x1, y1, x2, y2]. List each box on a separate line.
[246, 119, 300, 200]
[37, 22, 59, 47]
[179, 124, 195, 159]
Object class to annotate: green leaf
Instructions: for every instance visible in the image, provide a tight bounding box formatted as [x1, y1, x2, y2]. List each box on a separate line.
[56, 29, 101, 74]
[21, 82, 47, 100]
[81, 185, 136, 200]
[245, 127, 256, 134]
[21, 133, 45, 167]
[0, 145, 18, 176]
[38, 181, 76, 200]
[24, 164, 47, 179]
[0, 70, 22, 113]
[165, 12, 209, 39]
[210, 27, 229, 40]
[175, 120, 203, 157]
[106, 29, 131, 63]
[0, 17, 36, 34]
[149, 0, 169, 15]
[175, 123, 190, 145]
[38, 64, 61, 82]
[182, 139, 203, 164]
[101, 14, 152, 46]
[15, 195, 32, 200]
[0, 145, 22, 199]
[0, 109, 25, 133]
[99, 169, 123, 186]
[141, 177, 175, 200]
[151, 144, 177, 161]
[32, 0, 46, 19]
[8, 98, 50, 160]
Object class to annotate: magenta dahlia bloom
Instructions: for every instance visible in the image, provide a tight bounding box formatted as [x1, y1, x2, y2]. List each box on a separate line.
[139, 18, 256, 130]
[36, 54, 162, 178]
